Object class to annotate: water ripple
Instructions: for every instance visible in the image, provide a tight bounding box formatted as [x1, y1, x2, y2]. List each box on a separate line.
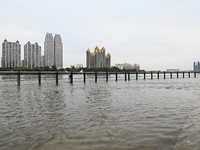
[0, 75, 200, 149]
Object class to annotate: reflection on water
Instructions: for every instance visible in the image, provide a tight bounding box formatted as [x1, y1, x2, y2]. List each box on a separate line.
[1, 74, 17, 80]
[0, 75, 200, 150]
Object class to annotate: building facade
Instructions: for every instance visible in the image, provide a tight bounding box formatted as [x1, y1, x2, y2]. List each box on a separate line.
[193, 62, 200, 72]
[54, 34, 63, 68]
[115, 63, 140, 70]
[24, 42, 41, 68]
[1, 39, 21, 67]
[166, 69, 180, 72]
[86, 46, 111, 68]
[44, 33, 54, 67]
[44, 33, 63, 68]
[40, 55, 45, 67]
[76, 64, 83, 68]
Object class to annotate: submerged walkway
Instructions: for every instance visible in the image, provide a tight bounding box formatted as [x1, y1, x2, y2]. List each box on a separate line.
[0, 71, 199, 86]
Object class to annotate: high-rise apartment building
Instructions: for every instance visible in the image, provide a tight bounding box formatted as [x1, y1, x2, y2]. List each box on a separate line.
[86, 46, 111, 68]
[24, 42, 41, 68]
[40, 55, 45, 67]
[44, 33, 63, 68]
[44, 33, 54, 67]
[1, 39, 21, 67]
[193, 62, 200, 72]
[54, 34, 63, 68]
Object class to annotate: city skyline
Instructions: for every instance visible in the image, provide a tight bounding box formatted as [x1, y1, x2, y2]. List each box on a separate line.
[0, 35, 197, 70]
[1, 33, 63, 68]
[1, 1, 200, 71]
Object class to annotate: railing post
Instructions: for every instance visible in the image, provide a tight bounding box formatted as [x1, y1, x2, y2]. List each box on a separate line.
[115, 72, 118, 81]
[56, 71, 58, 85]
[157, 72, 159, 79]
[194, 72, 196, 78]
[128, 72, 130, 81]
[95, 72, 97, 82]
[177, 72, 179, 78]
[136, 72, 138, 80]
[151, 72, 153, 79]
[83, 72, 86, 83]
[125, 72, 127, 81]
[38, 71, 41, 85]
[170, 72, 172, 79]
[17, 71, 20, 86]
[183, 72, 184, 78]
[164, 71, 166, 79]
[144, 71, 146, 80]
[106, 72, 108, 82]
[70, 71, 73, 84]
[188, 72, 190, 78]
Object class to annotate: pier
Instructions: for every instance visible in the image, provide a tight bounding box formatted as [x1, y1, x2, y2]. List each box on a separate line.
[0, 71, 198, 86]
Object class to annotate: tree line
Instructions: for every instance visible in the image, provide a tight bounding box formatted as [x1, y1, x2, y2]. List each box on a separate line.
[0, 66, 145, 72]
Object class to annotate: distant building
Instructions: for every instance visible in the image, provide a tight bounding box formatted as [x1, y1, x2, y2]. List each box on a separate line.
[21, 60, 24, 67]
[115, 64, 123, 70]
[166, 69, 180, 72]
[133, 64, 140, 70]
[24, 42, 41, 68]
[86, 46, 111, 68]
[44, 33, 54, 67]
[44, 33, 63, 68]
[40, 55, 45, 67]
[193, 62, 200, 72]
[115, 63, 140, 70]
[54, 34, 63, 68]
[76, 64, 83, 68]
[1, 39, 21, 67]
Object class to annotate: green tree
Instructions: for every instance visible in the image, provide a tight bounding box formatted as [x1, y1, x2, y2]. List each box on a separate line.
[51, 66, 57, 71]
[59, 68, 65, 71]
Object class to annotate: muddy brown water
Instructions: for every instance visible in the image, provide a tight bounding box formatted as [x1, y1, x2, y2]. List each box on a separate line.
[0, 74, 200, 150]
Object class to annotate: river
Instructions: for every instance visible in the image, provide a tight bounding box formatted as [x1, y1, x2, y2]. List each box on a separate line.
[0, 74, 200, 150]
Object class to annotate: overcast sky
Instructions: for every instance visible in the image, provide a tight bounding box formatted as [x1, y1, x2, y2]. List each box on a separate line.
[1, 0, 200, 71]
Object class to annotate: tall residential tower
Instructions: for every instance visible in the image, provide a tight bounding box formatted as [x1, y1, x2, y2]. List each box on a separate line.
[44, 33, 54, 67]
[86, 46, 111, 68]
[1, 39, 21, 67]
[24, 42, 41, 68]
[54, 34, 63, 68]
[44, 33, 63, 68]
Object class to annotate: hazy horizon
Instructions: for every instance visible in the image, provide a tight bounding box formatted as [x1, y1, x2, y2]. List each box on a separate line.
[1, 0, 200, 71]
